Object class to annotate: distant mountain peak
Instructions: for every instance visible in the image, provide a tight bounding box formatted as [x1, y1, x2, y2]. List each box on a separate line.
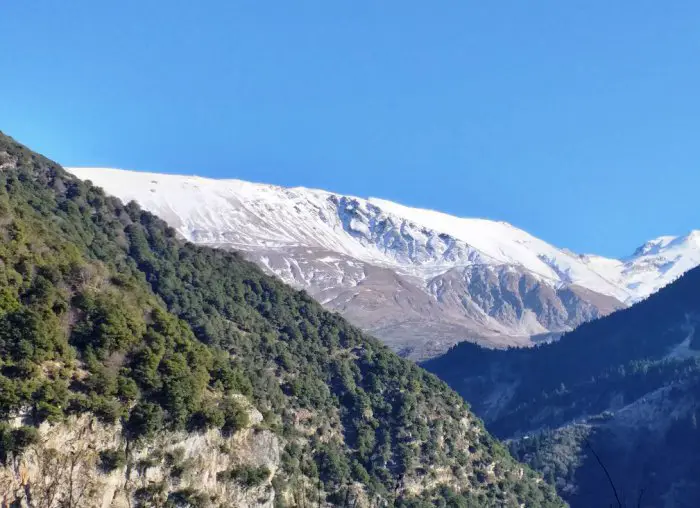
[630, 235, 679, 258]
[66, 167, 698, 357]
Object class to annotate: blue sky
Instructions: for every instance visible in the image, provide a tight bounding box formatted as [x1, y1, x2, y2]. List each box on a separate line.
[2, 1, 699, 257]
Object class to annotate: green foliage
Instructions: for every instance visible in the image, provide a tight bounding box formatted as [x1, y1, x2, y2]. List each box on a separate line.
[217, 464, 270, 488]
[509, 426, 590, 489]
[165, 488, 208, 507]
[316, 442, 351, 485]
[99, 447, 127, 472]
[0, 132, 562, 507]
[0, 424, 39, 465]
[169, 492, 206, 508]
[220, 397, 249, 435]
[425, 262, 700, 507]
[125, 402, 164, 440]
[187, 399, 225, 431]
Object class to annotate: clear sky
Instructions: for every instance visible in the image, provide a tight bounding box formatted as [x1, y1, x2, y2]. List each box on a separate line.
[2, 1, 699, 257]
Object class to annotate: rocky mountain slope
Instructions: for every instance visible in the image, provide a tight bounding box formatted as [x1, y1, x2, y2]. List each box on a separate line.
[67, 167, 700, 359]
[0, 133, 563, 507]
[424, 264, 700, 507]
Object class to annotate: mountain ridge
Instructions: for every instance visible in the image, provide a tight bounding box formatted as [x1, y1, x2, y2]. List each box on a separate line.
[0, 131, 564, 506]
[423, 263, 700, 506]
[67, 167, 699, 358]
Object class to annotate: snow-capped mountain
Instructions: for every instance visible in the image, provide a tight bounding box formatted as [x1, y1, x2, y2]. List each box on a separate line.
[66, 167, 699, 358]
[580, 231, 700, 301]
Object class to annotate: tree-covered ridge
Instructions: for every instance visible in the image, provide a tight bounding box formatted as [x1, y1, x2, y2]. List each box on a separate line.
[424, 265, 700, 432]
[0, 132, 562, 507]
[424, 264, 700, 506]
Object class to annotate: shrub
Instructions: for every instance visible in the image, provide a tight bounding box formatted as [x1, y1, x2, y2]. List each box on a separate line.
[217, 465, 270, 488]
[125, 401, 164, 440]
[0, 424, 39, 465]
[99, 448, 127, 472]
[221, 398, 249, 435]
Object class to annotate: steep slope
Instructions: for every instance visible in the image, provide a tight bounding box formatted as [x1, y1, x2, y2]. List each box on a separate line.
[67, 167, 642, 359]
[424, 265, 700, 507]
[0, 133, 563, 507]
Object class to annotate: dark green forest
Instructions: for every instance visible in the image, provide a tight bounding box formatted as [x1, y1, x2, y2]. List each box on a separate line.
[0, 132, 563, 507]
[425, 266, 700, 506]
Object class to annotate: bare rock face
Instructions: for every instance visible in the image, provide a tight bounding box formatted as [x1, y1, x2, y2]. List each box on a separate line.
[243, 249, 624, 359]
[0, 408, 489, 508]
[428, 265, 624, 337]
[0, 413, 281, 508]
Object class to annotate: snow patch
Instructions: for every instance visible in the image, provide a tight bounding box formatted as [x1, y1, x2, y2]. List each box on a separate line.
[66, 167, 700, 304]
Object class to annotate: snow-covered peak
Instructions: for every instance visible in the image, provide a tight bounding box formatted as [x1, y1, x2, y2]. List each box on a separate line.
[619, 231, 700, 299]
[66, 167, 697, 304]
[629, 235, 679, 259]
[364, 197, 628, 298]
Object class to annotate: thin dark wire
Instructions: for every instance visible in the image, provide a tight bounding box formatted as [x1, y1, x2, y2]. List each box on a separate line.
[637, 486, 645, 508]
[585, 439, 623, 508]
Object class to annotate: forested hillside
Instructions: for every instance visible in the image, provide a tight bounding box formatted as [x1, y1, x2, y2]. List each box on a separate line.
[0, 132, 562, 507]
[425, 267, 700, 507]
